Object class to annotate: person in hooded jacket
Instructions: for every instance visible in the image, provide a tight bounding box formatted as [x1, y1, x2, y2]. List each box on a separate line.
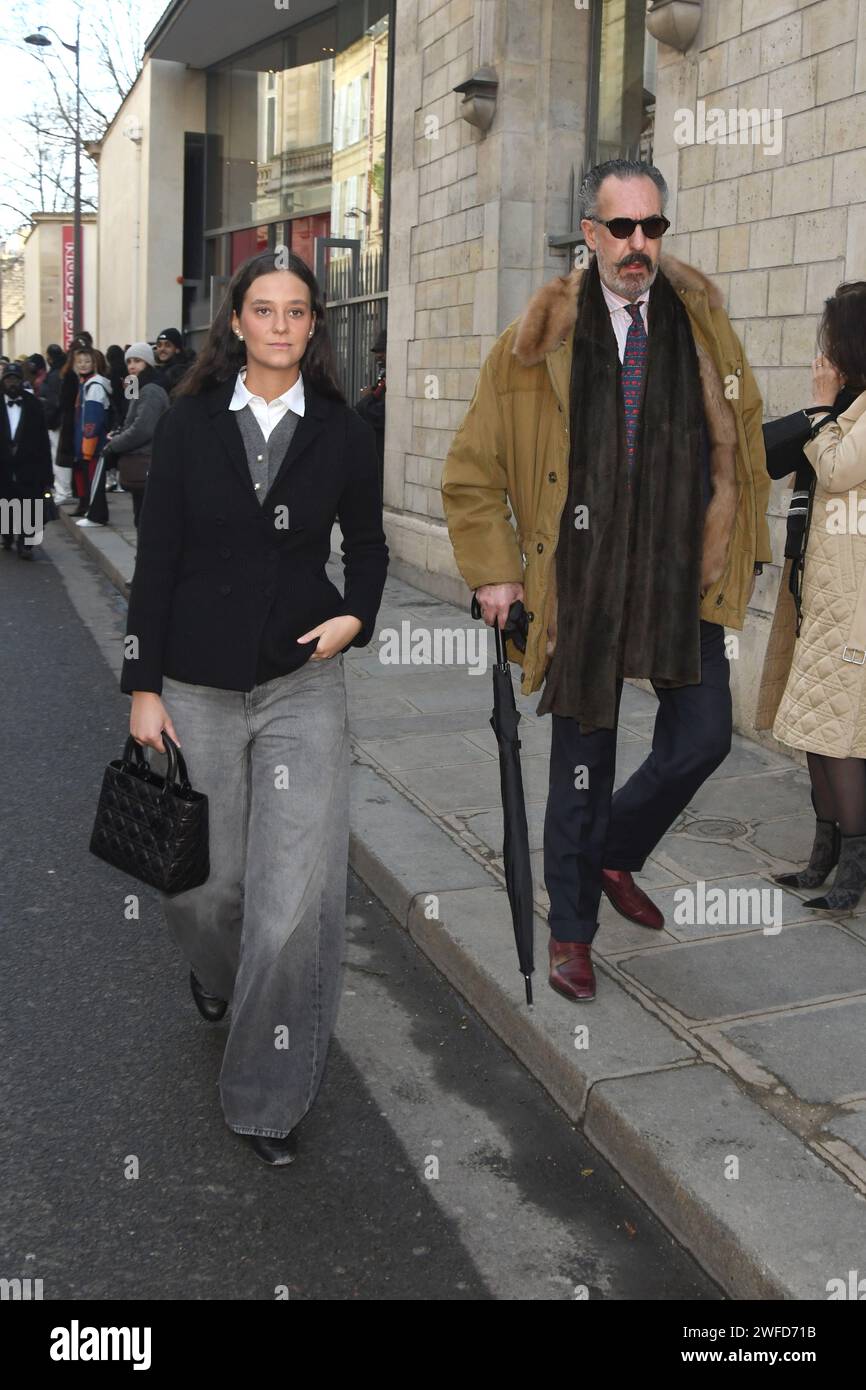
[70, 346, 112, 524]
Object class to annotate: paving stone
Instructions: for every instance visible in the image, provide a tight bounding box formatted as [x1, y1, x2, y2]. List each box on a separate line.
[823, 1110, 866, 1161]
[749, 812, 817, 863]
[347, 688, 422, 718]
[618, 923, 866, 1021]
[399, 753, 550, 813]
[651, 832, 768, 879]
[349, 763, 492, 923]
[376, 670, 495, 713]
[350, 710, 493, 740]
[688, 770, 811, 824]
[721, 738, 797, 776]
[586, 1063, 866, 1300]
[356, 731, 496, 772]
[619, 682, 657, 718]
[721, 999, 866, 1104]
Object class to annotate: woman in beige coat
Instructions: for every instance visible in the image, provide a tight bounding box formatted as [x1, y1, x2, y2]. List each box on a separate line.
[772, 282, 866, 911]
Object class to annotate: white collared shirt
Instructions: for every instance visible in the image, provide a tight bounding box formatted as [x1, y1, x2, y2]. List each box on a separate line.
[5, 397, 22, 435]
[600, 279, 650, 365]
[228, 368, 305, 441]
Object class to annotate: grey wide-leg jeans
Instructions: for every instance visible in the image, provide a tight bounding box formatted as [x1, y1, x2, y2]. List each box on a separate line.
[158, 654, 350, 1138]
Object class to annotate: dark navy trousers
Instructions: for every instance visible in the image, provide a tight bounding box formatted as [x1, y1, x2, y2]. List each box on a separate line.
[543, 620, 733, 943]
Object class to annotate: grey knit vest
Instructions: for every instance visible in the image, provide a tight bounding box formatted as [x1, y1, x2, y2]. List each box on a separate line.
[233, 403, 301, 503]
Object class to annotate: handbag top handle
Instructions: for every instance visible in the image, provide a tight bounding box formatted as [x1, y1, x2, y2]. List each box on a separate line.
[121, 732, 193, 797]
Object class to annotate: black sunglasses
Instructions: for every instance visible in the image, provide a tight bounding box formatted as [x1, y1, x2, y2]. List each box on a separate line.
[589, 215, 670, 240]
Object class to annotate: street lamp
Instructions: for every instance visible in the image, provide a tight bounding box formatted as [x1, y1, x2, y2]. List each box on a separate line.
[25, 19, 82, 339]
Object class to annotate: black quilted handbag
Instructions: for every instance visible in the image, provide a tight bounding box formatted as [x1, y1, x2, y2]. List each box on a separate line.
[89, 732, 209, 895]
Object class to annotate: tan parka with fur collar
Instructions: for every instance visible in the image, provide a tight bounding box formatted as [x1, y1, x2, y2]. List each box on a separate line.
[441, 253, 772, 695]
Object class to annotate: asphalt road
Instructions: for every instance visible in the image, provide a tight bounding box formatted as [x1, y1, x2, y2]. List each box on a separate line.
[0, 530, 720, 1301]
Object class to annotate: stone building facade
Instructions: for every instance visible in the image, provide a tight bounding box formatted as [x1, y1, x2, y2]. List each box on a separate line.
[383, 0, 866, 746]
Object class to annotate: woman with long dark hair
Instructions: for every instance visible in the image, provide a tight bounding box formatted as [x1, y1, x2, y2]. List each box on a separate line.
[121, 250, 388, 1164]
[772, 282, 866, 910]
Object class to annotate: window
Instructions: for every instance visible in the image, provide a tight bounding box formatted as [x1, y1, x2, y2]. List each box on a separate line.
[588, 0, 657, 165]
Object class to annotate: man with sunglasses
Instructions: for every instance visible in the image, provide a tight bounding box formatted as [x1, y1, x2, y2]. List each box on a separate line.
[443, 159, 770, 1002]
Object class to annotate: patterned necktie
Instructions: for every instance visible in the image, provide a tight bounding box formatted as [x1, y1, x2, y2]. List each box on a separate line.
[622, 301, 648, 473]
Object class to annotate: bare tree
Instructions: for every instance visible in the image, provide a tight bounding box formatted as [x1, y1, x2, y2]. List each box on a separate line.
[2, 0, 164, 234]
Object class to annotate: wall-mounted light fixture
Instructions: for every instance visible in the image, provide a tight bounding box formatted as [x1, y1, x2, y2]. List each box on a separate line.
[452, 66, 498, 132]
[645, 0, 702, 53]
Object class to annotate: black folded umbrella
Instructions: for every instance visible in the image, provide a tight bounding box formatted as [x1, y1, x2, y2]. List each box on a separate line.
[472, 595, 535, 1004]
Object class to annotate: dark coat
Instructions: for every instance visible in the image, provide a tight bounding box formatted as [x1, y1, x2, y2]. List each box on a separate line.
[57, 369, 79, 469]
[154, 350, 194, 396]
[41, 365, 64, 430]
[0, 391, 53, 501]
[120, 376, 389, 695]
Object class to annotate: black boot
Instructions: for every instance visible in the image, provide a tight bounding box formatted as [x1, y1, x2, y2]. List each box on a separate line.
[774, 817, 840, 888]
[805, 833, 866, 912]
[189, 969, 228, 1021]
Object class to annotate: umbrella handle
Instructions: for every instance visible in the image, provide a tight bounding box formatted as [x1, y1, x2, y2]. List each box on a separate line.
[470, 593, 509, 669]
[493, 619, 507, 668]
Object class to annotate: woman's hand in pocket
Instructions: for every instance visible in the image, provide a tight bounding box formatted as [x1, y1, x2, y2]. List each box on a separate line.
[130, 691, 181, 753]
[298, 615, 362, 660]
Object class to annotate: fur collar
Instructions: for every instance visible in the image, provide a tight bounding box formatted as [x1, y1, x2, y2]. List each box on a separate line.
[512, 254, 725, 367]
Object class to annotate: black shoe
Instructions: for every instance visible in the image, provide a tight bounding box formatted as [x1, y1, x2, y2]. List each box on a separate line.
[246, 1131, 298, 1166]
[71, 503, 87, 517]
[189, 969, 228, 1021]
[16, 545, 34, 561]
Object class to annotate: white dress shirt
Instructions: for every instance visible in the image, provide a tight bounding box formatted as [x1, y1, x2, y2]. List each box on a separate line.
[228, 368, 305, 441]
[5, 397, 22, 436]
[600, 279, 650, 365]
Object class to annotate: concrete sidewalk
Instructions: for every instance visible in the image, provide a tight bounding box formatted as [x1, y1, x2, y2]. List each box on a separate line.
[57, 493, 866, 1299]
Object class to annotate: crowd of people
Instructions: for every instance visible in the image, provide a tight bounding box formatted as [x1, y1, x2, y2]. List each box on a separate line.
[0, 328, 194, 546]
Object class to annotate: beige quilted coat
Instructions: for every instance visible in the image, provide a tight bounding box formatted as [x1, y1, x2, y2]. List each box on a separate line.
[773, 389, 866, 757]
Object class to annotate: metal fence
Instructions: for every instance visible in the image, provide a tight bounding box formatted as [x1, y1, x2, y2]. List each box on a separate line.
[315, 237, 387, 405]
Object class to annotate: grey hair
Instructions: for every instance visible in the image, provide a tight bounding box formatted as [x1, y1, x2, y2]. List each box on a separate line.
[578, 160, 669, 223]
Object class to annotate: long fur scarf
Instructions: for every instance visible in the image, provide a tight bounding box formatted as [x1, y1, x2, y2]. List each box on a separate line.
[537, 258, 716, 730]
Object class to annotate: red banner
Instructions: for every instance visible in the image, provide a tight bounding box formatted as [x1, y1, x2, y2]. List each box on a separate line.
[61, 225, 76, 348]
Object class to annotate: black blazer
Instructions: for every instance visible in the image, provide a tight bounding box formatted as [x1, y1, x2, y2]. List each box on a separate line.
[120, 376, 388, 695]
[0, 392, 53, 499]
